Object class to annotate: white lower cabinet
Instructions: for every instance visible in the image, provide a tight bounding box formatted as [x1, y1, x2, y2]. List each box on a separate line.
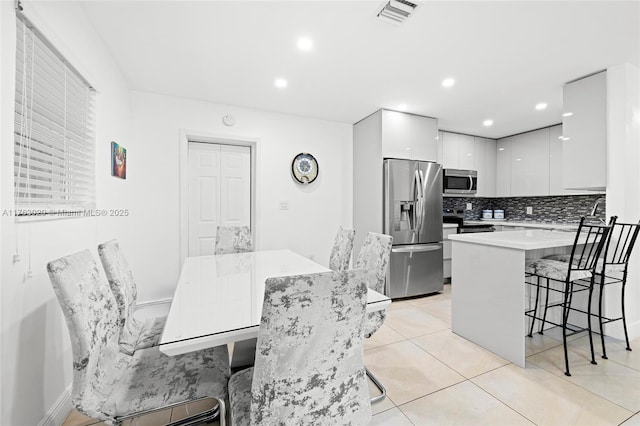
[443, 226, 457, 281]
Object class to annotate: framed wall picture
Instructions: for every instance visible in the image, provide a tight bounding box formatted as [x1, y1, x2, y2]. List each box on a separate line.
[111, 141, 126, 179]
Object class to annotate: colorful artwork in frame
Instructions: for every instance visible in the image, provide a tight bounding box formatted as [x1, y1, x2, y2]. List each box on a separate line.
[111, 141, 126, 179]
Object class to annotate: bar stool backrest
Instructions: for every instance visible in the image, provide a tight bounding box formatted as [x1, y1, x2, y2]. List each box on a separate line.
[602, 216, 640, 268]
[567, 217, 611, 276]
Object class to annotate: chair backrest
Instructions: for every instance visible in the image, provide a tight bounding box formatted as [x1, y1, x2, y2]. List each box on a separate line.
[602, 216, 640, 268]
[354, 232, 393, 293]
[98, 239, 140, 353]
[568, 217, 611, 275]
[214, 226, 254, 255]
[250, 269, 371, 425]
[47, 250, 121, 419]
[329, 226, 356, 271]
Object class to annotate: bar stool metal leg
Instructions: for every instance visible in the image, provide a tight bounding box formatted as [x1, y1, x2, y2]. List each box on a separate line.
[528, 276, 541, 338]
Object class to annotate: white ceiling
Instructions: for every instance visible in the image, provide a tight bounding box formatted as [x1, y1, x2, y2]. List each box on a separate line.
[81, 1, 639, 139]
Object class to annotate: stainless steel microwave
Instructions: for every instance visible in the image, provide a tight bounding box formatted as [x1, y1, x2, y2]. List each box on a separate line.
[443, 169, 477, 194]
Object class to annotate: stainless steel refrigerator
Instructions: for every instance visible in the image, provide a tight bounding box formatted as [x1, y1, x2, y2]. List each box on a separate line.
[383, 159, 444, 299]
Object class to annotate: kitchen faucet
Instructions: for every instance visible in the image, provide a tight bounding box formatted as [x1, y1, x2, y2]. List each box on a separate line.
[588, 197, 606, 216]
[588, 197, 606, 223]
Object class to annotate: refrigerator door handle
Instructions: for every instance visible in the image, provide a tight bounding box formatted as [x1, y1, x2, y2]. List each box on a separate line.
[418, 169, 426, 232]
[392, 244, 442, 253]
[413, 170, 423, 233]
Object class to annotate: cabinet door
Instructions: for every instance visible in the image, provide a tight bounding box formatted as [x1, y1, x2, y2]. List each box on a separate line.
[562, 72, 607, 190]
[510, 128, 550, 196]
[549, 125, 591, 195]
[485, 138, 497, 197]
[381, 110, 437, 161]
[441, 132, 460, 168]
[458, 135, 475, 170]
[496, 137, 511, 196]
[474, 137, 486, 196]
[411, 116, 438, 161]
[437, 131, 444, 165]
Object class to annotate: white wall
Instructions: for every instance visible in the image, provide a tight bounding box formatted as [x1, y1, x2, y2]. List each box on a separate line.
[129, 91, 354, 302]
[0, 2, 134, 424]
[606, 63, 640, 339]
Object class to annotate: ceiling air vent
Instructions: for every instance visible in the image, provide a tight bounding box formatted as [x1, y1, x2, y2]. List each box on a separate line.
[377, 0, 418, 25]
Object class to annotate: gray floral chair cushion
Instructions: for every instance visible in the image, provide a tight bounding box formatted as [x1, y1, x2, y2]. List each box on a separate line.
[215, 226, 254, 255]
[543, 253, 626, 273]
[355, 232, 393, 338]
[48, 250, 230, 424]
[228, 269, 372, 426]
[98, 239, 166, 355]
[329, 226, 356, 271]
[525, 259, 592, 281]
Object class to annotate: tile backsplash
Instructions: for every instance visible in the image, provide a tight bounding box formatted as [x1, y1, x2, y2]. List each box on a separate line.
[443, 194, 606, 224]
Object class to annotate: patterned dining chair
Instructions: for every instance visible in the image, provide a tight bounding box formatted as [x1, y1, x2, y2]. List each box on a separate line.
[215, 225, 254, 255]
[354, 231, 393, 403]
[329, 226, 356, 271]
[228, 269, 371, 426]
[98, 239, 167, 355]
[48, 250, 230, 425]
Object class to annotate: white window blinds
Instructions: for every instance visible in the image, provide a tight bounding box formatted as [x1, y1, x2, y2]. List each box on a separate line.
[14, 15, 96, 215]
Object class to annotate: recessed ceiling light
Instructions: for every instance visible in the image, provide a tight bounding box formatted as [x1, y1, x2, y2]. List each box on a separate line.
[483, 119, 494, 127]
[441, 78, 455, 88]
[562, 137, 571, 141]
[558, 136, 564, 140]
[274, 78, 288, 88]
[498, 148, 505, 151]
[297, 37, 313, 51]
[397, 104, 408, 111]
[562, 112, 573, 117]
[535, 103, 548, 110]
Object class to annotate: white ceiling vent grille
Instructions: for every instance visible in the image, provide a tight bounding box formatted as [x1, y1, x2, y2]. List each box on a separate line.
[377, 0, 418, 25]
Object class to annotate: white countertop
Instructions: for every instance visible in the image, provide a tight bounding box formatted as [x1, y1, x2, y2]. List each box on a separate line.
[448, 229, 578, 250]
[465, 220, 579, 231]
[443, 223, 458, 229]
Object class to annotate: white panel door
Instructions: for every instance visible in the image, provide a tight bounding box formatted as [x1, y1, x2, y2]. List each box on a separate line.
[188, 143, 251, 256]
[220, 145, 251, 226]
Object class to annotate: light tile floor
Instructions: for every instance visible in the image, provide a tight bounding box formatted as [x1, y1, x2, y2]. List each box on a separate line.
[64, 284, 640, 425]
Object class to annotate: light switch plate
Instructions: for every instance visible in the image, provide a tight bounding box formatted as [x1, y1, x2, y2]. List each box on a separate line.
[526, 206, 533, 214]
[466, 203, 472, 210]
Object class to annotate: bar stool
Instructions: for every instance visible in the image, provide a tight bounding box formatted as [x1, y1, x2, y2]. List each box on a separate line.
[524, 217, 610, 376]
[594, 217, 639, 357]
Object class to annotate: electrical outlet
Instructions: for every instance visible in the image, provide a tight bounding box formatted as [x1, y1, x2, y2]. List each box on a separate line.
[279, 200, 289, 210]
[466, 203, 473, 210]
[526, 206, 533, 215]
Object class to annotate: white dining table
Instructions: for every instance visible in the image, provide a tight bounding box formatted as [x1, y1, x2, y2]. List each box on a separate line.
[159, 249, 392, 356]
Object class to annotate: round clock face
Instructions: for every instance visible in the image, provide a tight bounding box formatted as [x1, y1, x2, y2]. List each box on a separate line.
[291, 153, 319, 184]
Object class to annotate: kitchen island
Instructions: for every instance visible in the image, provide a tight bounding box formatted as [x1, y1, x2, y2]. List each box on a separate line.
[449, 229, 579, 367]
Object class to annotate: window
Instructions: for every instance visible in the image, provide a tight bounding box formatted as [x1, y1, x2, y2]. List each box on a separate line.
[14, 15, 96, 217]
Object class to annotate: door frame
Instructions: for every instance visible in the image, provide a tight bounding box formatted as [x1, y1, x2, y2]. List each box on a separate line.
[179, 129, 258, 264]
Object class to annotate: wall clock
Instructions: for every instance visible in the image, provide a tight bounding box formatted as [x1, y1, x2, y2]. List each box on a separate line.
[291, 153, 319, 184]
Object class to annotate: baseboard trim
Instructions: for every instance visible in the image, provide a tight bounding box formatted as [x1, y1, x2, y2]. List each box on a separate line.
[38, 384, 72, 426]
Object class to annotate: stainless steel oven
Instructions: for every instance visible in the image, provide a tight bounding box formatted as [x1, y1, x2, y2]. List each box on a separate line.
[443, 169, 477, 194]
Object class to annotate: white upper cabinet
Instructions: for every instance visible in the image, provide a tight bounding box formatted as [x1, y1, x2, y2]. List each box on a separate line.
[441, 131, 496, 196]
[381, 110, 438, 161]
[441, 132, 460, 168]
[562, 71, 607, 190]
[510, 128, 550, 196]
[458, 135, 475, 170]
[475, 137, 497, 197]
[496, 137, 512, 197]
